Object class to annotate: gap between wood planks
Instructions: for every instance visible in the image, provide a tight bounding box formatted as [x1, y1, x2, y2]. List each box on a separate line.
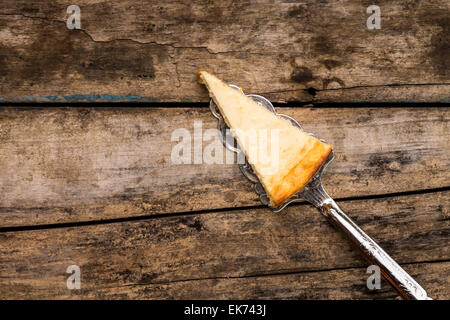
[1, 185, 448, 233]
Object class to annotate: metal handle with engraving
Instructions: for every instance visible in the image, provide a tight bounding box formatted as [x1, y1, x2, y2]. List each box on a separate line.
[320, 197, 431, 300]
[297, 165, 431, 300]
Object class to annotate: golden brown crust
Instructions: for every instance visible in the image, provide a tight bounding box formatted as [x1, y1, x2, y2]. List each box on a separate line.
[270, 141, 333, 207]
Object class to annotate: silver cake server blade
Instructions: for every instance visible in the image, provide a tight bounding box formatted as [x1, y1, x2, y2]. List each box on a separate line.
[209, 85, 432, 300]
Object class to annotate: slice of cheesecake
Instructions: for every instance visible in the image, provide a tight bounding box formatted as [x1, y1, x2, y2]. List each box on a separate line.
[198, 70, 333, 207]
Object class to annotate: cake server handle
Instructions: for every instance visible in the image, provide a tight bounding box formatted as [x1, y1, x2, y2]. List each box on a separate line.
[319, 197, 431, 300]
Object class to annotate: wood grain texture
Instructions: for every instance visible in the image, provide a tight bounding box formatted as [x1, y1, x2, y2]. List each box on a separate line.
[0, 106, 448, 227]
[1, 261, 449, 299]
[0, 191, 448, 299]
[62, 262, 450, 300]
[0, 0, 449, 103]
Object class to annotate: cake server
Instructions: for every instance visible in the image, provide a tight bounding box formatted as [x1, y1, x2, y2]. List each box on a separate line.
[209, 85, 431, 300]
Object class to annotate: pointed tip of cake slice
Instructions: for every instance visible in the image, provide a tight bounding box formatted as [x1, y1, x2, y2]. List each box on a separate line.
[197, 70, 220, 85]
[197, 69, 206, 83]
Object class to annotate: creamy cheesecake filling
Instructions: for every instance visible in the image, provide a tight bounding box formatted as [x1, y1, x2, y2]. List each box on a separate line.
[198, 70, 333, 207]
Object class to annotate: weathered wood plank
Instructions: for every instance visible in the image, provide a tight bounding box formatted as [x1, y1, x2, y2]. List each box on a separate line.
[0, 0, 448, 103]
[0, 191, 448, 299]
[2, 261, 449, 299]
[0, 106, 448, 227]
[65, 262, 450, 299]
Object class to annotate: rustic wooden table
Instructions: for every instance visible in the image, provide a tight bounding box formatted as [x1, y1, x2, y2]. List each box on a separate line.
[0, 1, 448, 299]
